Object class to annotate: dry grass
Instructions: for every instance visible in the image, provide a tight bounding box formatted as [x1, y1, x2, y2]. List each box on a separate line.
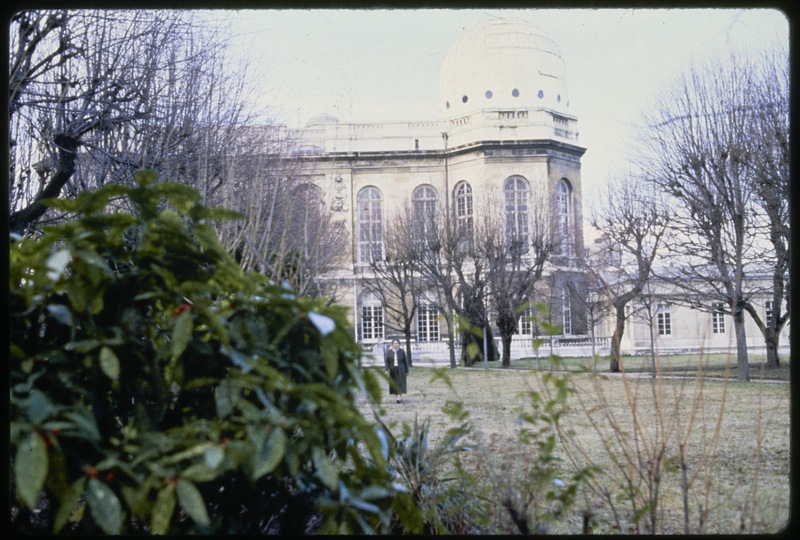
[358, 365, 791, 534]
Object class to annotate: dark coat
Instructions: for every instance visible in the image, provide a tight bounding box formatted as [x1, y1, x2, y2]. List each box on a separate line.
[384, 346, 409, 395]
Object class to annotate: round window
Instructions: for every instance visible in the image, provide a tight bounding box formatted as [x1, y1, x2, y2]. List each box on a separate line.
[511, 88, 519, 97]
[537, 90, 544, 99]
[462, 95, 469, 103]
[485, 90, 493, 99]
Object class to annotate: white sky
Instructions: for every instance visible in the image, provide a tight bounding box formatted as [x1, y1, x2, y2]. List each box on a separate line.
[214, 8, 789, 206]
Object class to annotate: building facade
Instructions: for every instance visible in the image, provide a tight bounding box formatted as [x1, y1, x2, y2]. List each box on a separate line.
[280, 17, 787, 364]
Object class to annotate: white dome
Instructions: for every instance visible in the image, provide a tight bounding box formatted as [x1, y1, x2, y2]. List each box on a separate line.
[306, 113, 340, 126]
[439, 18, 569, 117]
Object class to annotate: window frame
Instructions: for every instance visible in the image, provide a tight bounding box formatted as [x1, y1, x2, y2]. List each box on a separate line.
[657, 302, 672, 336]
[504, 175, 530, 252]
[357, 187, 383, 263]
[360, 293, 384, 342]
[416, 304, 440, 342]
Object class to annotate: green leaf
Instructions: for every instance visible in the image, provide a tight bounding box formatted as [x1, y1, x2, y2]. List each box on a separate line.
[171, 310, 193, 359]
[150, 485, 176, 535]
[312, 447, 339, 490]
[322, 346, 338, 379]
[46, 248, 71, 281]
[99, 346, 120, 380]
[14, 431, 48, 509]
[46, 304, 73, 326]
[134, 169, 159, 187]
[86, 478, 122, 534]
[253, 428, 287, 480]
[63, 409, 101, 442]
[45, 446, 70, 502]
[204, 445, 224, 470]
[177, 479, 210, 527]
[180, 463, 222, 483]
[53, 477, 87, 533]
[214, 379, 235, 418]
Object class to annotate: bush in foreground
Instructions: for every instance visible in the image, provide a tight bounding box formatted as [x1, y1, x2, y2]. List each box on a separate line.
[9, 171, 405, 534]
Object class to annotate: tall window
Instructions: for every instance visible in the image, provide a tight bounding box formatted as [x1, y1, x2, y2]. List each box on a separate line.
[712, 304, 726, 334]
[412, 184, 438, 244]
[417, 305, 440, 342]
[357, 187, 383, 263]
[504, 176, 530, 252]
[657, 303, 672, 336]
[765, 300, 773, 325]
[360, 293, 384, 341]
[562, 287, 572, 335]
[557, 179, 573, 256]
[454, 181, 473, 250]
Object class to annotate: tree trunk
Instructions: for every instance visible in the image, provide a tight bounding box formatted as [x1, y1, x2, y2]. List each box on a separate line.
[609, 303, 626, 373]
[732, 307, 750, 381]
[501, 335, 512, 368]
[404, 334, 413, 367]
[765, 328, 781, 368]
[765, 329, 781, 368]
[10, 133, 80, 235]
[445, 312, 457, 369]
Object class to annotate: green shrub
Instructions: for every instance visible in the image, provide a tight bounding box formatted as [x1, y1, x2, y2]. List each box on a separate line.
[9, 171, 401, 534]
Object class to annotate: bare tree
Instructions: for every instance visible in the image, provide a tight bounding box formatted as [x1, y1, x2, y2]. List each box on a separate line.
[415, 202, 493, 368]
[478, 186, 555, 367]
[739, 44, 790, 367]
[358, 202, 425, 365]
[638, 50, 779, 381]
[576, 267, 614, 372]
[588, 175, 670, 373]
[214, 131, 348, 300]
[9, 10, 257, 235]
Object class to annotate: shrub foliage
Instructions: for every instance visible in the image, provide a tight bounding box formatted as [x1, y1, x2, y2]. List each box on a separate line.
[9, 171, 402, 534]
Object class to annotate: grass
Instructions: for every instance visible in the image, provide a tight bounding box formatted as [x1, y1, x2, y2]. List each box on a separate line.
[359, 362, 791, 534]
[474, 352, 791, 381]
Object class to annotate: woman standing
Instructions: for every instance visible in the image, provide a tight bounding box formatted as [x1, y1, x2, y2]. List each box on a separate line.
[384, 339, 409, 403]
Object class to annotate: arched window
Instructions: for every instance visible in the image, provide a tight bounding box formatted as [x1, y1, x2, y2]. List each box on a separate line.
[557, 179, 573, 257]
[412, 184, 438, 244]
[359, 292, 384, 341]
[454, 181, 473, 250]
[357, 187, 383, 263]
[504, 176, 530, 252]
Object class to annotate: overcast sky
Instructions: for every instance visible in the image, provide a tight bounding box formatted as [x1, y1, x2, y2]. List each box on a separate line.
[215, 8, 789, 205]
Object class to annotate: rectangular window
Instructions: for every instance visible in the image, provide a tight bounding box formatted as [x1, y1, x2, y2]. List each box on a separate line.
[517, 306, 534, 335]
[712, 304, 725, 334]
[562, 289, 572, 335]
[765, 300, 773, 325]
[417, 306, 439, 342]
[657, 303, 672, 336]
[360, 305, 384, 341]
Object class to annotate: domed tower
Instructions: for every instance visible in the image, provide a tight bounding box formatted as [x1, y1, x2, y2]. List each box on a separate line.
[440, 17, 569, 118]
[438, 17, 587, 335]
[438, 17, 579, 149]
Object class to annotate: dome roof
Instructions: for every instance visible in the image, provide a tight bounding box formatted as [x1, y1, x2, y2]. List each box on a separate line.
[306, 113, 340, 126]
[439, 18, 569, 117]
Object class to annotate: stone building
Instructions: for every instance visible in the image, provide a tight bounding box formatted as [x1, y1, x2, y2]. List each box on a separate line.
[281, 17, 788, 364]
[285, 17, 590, 362]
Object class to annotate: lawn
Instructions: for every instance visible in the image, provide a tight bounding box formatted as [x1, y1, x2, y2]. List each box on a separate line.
[480, 352, 791, 381]
[358, 364, 791, 534]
